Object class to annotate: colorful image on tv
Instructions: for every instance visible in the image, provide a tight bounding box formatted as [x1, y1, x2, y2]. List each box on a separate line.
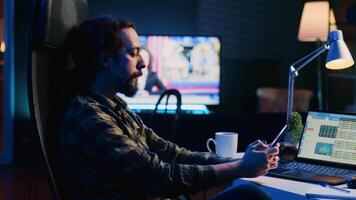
[118, 35, 221, 107]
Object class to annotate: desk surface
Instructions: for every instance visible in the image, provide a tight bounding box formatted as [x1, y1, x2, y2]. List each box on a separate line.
[233, 176, 352, 200]
[232, 153, 355, 199]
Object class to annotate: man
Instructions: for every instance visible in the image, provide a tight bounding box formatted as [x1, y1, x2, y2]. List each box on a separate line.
[61, 16, 279, 200]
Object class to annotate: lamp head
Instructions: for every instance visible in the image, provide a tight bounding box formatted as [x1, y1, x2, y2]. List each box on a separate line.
[325, 30, 354, 69]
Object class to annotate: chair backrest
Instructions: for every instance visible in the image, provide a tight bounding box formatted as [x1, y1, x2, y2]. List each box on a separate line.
[152, 89, 182, 140]
[27, 0, 88, 199]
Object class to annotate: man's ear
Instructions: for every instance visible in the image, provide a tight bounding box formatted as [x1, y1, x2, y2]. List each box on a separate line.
[98, 52, 115, 70]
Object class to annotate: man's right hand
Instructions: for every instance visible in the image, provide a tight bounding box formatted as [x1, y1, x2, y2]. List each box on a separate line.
[212, 140, 279, 184]
[238, 140, 280, 178]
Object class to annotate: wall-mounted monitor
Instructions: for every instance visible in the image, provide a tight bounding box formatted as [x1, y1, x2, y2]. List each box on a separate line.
[117, 35, 221, 112]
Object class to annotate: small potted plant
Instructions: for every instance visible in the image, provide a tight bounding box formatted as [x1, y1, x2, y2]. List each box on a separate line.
[280, 112, 304, 162]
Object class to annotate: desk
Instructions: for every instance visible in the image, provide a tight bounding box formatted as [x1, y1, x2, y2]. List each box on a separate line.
[233, 176, 350, 200]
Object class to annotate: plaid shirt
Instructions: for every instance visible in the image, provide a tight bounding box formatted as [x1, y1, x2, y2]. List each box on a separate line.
[59, 91, 232, 200]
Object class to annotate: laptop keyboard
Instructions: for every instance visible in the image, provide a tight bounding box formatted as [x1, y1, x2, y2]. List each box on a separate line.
[285, 162, 356, 178]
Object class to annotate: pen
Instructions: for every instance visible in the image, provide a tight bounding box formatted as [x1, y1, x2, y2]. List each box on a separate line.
[320, 182, 350, 193]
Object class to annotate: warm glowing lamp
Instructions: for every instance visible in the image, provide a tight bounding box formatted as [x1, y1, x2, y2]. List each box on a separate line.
[298, 1, 330, 42]
[287, 30, 354, 123]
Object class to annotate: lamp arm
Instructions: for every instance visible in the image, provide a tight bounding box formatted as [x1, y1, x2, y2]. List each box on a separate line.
[293, 43, 330, 71]
[286, 43, 330, 123]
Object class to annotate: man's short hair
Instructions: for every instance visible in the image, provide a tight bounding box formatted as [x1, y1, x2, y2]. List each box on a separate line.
[67, 16, 135, 92]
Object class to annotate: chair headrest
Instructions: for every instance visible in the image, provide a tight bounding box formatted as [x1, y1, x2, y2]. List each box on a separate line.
[41, 0, 89, 48]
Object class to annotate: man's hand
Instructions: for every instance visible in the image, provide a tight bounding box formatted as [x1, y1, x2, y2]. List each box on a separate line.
[238, 140, 280, 178]
[212, 140, 280, 184]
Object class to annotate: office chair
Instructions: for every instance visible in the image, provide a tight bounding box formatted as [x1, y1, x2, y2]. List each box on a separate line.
[27, 0, 88, 199]
[152, 89, 182, 141]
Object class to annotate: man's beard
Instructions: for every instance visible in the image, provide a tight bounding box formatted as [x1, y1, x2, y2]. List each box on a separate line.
[118, 73, 140, 97]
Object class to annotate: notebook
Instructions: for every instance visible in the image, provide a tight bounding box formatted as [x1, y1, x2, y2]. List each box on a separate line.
[306, 185, 356, 199]
[268, 111, 356, 185]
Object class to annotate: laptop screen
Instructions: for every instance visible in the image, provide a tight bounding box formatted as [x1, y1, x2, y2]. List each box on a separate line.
[298, 111, 356, 166]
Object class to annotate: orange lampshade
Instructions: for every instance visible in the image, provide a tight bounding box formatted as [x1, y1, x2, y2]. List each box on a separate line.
[298, 1, 330, 42]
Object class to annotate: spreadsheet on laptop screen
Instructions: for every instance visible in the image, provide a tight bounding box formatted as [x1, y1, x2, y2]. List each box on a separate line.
[298, 111, 356, 165]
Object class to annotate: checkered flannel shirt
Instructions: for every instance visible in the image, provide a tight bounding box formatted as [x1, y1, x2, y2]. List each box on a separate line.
[59, 91, 232, 200]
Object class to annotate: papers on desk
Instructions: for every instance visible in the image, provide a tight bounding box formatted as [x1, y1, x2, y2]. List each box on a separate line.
[306, 185, 356, 199]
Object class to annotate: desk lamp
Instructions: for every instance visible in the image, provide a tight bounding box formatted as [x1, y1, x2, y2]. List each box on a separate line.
[286, 30, 354, 123]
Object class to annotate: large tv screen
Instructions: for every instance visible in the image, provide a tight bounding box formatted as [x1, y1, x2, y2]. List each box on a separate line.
[117, 35, 221, 109]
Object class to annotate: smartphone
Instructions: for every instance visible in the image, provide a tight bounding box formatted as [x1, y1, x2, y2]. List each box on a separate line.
[269, 124, 289, 147]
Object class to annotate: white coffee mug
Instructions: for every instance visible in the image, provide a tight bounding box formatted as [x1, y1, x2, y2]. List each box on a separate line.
[206, 132, 238, 157]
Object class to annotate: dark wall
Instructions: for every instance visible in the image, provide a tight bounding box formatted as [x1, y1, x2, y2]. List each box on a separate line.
[88, 0, 198, 35]
[221, 58, 281, 112]
[196, 0, 318, 110]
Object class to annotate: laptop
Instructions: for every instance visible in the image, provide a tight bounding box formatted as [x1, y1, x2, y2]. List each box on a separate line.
[268, 111, 356, 185]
